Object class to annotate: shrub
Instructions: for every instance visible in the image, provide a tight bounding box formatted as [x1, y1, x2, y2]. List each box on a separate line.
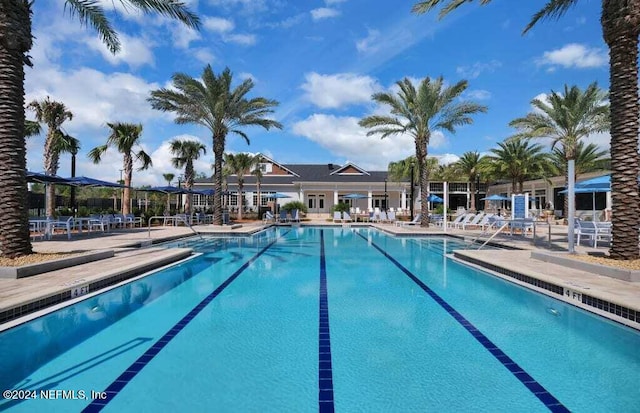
[331, 202, 350, 213]
[282, 201, 307, 213]
[433, 205, 452, 215]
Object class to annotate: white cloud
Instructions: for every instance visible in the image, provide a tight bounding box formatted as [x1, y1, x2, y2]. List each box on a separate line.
[301, 72, 381, 109]
[311, 8, 340, 21]
[292, 114, 414, 170]
[171, 24, 201, 49]
[223, 33, 257, 45]
[356, 29, 380, 53]
[456, 60, 502, 79]
[26, 67, 163, 131]
[435, 153, 459, 165]
[207, 0, 268, 14]
[86, 33, 155, 69]
[463, 89, 492, 100]
[537, 43, 607, 69]
[238, 72, 256, 82]
[193, 48, 216, 64]
[203, 16, 235, 33]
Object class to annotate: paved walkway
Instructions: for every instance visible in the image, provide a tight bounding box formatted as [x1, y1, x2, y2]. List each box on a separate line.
[1, 218, 638, 331]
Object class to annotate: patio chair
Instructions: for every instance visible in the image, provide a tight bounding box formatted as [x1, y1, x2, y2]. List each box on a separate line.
[47, 216, 73, 240]
[430, 214, 444, 227]
[263, 211, 275, 224]
[577, 220, 611, 247]
[447, 213, 468, 228]
[290, 209, 300, 223]
[342, 211, 353, 222]
[387, 210, 397, 224]
[462, 212, 485, 230]
[333, 211, 342, 223]
[397, 213, 422, 227]
[452, 213, 475, 229]
[378, 211, 388, 223]
[279, 210, 289, 223]
[125, 213, 143, 228]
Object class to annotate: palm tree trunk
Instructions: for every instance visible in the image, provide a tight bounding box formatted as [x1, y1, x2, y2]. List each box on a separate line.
[0, 1, 33, 257]
[469, 178, 476, 211]
[603, 3, 640, 259]
[416, 138, 429, 227]
[122, 154, 133, 215]
[237, 181, 243, 221]
[213, 135, 224, 225]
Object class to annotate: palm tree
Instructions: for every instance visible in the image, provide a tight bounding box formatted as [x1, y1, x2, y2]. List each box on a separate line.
[27, 97, 73, 217]
[485, 139, 550, 193]
[170, 139, 207, 216]
[223, 153, 260, 221]
[0, 1, 198, 258]
[359, 76, 486, 226]
[148, 65, 282, 225]
[54, 131, 81, 212]
[162, 172, 175, 213]
[24, 120, 41, 137]
[453, 151, 485, 211]
[509, 83, 609, 252]
[411, 1, 640, 260]
[252, 163, 264, 215]
[88, 122, 152, 215]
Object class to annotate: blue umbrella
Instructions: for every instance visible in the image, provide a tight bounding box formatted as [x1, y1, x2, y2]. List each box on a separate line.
[191, 189, 215, 196]
[66, 176, 126, 188]
[480, 194, 511, 201]
[261, 192, 291, 199]
[576, 174, 610, 190]
[426, 194, 444, 203]
[342, 193, 368, 199]
[145, 185, 192, 194]
[27, 171, 73, 184]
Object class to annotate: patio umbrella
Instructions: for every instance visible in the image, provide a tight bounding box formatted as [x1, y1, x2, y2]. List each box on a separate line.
[560, 186, 609, 221]
[426, 194, 444, 203]
[575, 174, 610, 190]
[26, 171, 73, 184]
[261, 192, 291, 198]
[480, 194, 511, 201]
[343, 193, 369, 211]
[66, 176, 126, 188]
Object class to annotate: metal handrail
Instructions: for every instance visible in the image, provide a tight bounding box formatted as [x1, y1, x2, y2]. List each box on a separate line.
[148, 215, 201, 239]
[478, 222, 510, 250]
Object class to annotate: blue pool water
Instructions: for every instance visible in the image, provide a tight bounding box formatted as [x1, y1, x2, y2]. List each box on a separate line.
[1, 227, 639, 412]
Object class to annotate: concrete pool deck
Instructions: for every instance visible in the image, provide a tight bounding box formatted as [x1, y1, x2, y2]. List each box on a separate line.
[1, 219, 638, 330]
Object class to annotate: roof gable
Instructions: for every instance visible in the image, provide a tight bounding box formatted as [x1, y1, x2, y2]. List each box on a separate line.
[329, 162, 370, 176]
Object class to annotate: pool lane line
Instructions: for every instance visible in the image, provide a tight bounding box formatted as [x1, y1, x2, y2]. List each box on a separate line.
[354, 232, 569, 413]
[318, 230, 335, 413]
[83, 230, 291, 412]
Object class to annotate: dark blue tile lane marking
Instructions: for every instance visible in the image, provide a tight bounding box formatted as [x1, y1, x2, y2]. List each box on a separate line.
[82, 231, 291, 413]
[354, 232, 569, 413]
[318, 230, 335, 413]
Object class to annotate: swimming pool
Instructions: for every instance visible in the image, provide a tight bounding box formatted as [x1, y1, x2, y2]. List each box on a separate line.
[1, 227, 638, 412]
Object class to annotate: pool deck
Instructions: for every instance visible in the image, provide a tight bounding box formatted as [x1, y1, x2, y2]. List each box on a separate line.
[1, 219, 639, 331]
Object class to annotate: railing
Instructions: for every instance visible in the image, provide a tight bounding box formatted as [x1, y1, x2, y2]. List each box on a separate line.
[147, 215, 200, 239]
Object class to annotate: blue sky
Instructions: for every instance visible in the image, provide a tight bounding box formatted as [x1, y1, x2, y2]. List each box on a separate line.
[25, 0, 608, 186]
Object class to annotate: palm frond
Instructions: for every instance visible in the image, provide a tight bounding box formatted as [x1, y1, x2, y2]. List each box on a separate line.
[65, 0, 120, 53]
[524, 0, 579, 33]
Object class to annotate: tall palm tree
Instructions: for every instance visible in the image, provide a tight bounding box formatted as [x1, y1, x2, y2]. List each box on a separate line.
[162, 172, 175, 213]
[27, 97, 73, 217]
[88, 122, 152, 215]
[509, 83, 609, 252]
[485, 139, 550, 193]
[170, 139, 206, 216]
[359, 76, 487, 226]
[453, 151, 484, 211]
[0, 1, 198, 258]
[54, 131, 81, 212]
[252, 162, 264, 214]
[411, 0, 640, 260]
[148, 65, 282, 225]
[223, 153, 260, 221]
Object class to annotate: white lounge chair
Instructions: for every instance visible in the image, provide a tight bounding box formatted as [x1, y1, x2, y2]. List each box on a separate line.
[342, 211, 353, 222]
[453, 213, 475, 229]
[333, 211, 342, 223]
[397, 213, 422, 227]
[387, 210, 397, 224]
[290, 209, 300, 223]
[462, 212, 485, 230]
[263, 211, 275, 224]
[447, 213, 468, 228]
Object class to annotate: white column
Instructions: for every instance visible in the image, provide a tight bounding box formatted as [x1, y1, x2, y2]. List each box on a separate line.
[443, 182, 448, 233]
[333, 190, 338, 206]
[401, 188, 407, 210]
[368, 190, 373, 210]
[567, 160, 576, 253]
